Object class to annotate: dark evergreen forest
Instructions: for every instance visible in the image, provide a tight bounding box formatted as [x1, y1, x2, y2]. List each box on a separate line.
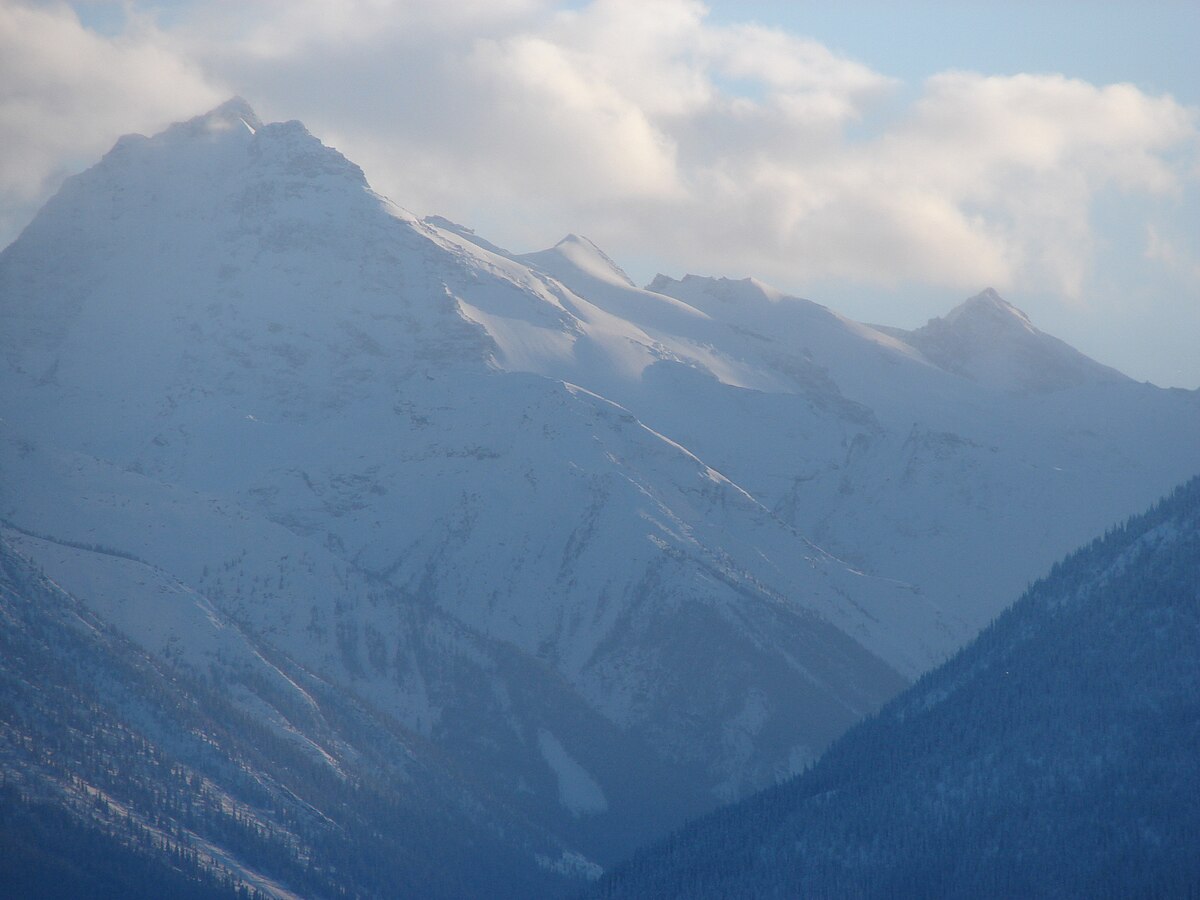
[0, 784, 260, 900]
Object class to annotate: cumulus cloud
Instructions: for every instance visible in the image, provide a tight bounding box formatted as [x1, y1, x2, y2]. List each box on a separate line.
[856, 72, 1198, 298]
[0, 1, 222, 244]
[3, 0, 1198, 313]
[173, 0, 1194, 302]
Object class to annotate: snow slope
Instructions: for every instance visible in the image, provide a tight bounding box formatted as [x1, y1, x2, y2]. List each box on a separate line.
[463, 241, 1200, 637]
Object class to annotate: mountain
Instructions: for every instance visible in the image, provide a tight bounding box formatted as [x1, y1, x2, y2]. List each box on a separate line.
[472, 234, 1199, 642]
[1, 98, 1197, 893]
[0, 531, 570, 898]
[883, 287, 1129, 394]
[0, 99, 919, 891]
[629, 275, 1198, 638]
[591, 475, 1200, 899]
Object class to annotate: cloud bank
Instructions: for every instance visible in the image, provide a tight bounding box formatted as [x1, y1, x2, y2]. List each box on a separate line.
[0, 1, 222, 241]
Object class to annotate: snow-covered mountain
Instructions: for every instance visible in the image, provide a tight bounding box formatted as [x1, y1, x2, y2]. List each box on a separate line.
[434, 217, 1199, 641]
[0, 532, 578, 898]
[885, 286, 1128, 394]
[1, 99, 1197, 893]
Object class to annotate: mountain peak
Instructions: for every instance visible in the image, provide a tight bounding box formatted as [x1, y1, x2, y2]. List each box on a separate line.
[517, 233, 635, 288]
[199, 96, 262, 132]
[90, 96, 368, 203]
[99, 97, 263, 163]
[899, 289, 1127, 394]
[944, 288, 1034, 332]
[553, 234, 632, 282]
[165, 97, 263, 139]
[554, 232, 593, 250]
[969, 286, 1005, 305]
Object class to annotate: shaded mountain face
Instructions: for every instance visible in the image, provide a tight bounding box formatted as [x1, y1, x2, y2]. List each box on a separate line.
[1, 99, 1198, 893]
[591, 475, 1200, 899]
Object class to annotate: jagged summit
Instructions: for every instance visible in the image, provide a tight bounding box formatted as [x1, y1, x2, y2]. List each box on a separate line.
[0, 95, 476, 379]
[650, 273, 787, 306]
[100, 95, 366, 191]
[555, 233, 610, 256]
[151, 96, 264, 144]
[645, 273, 673, 293]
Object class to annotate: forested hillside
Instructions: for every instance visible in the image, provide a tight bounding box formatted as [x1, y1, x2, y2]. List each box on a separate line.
[0, 536, 565, 899]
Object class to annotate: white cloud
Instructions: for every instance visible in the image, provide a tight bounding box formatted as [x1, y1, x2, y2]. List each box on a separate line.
[0, 1, 222, 244]
[170, 0, 552, 60]
[198, 0, 1193, 302]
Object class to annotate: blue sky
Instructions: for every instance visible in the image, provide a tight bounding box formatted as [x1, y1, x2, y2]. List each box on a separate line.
[3, 0, 1198, 387]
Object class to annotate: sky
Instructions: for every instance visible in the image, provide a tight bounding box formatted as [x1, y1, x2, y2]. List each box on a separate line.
[3, 0, 1198, 388]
